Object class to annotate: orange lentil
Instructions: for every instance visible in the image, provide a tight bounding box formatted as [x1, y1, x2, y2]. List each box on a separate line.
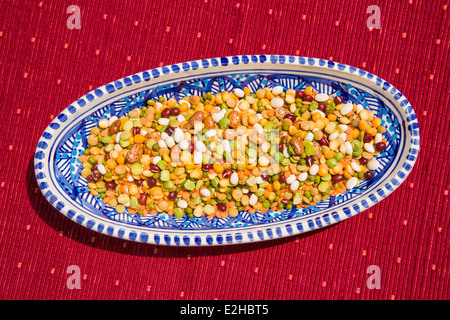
[372, 117, 381, 128]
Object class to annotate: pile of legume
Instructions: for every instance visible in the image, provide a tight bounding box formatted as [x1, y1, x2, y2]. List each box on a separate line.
[78, 85, 386, 219]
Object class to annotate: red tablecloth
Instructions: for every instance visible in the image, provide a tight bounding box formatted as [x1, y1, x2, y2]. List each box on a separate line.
[1, 0, 448, 300]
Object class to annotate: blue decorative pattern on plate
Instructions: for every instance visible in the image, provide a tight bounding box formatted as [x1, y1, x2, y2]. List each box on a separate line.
[35, 55, 420, 246]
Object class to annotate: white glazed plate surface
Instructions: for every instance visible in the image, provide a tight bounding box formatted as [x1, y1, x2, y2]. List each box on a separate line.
[34, 55, 420, 246]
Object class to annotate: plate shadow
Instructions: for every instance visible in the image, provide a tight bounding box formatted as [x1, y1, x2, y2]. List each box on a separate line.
[27, 156, 325, 257]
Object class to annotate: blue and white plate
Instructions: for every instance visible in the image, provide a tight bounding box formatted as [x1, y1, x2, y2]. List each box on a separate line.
[34, 55, 420, 246]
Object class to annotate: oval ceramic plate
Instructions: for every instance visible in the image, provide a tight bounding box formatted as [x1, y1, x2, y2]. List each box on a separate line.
[34, 55, 420, 246]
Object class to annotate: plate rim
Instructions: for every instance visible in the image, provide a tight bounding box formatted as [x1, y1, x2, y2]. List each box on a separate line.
[34, 54, 420, 246]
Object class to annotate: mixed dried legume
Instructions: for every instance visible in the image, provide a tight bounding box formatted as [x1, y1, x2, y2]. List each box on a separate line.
[78, 85, 386, 219]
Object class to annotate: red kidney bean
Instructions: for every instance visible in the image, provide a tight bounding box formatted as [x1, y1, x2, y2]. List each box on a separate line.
[318, 103, 326, 112]
[364, 171, 375, 179]
[91, 170, 102, 181]
[133, 127, 141, 135]
[86, 175, 94, 182]
[161, 108, 171, 118]
[91, 163, 98, 171]
[105, 181, 116, 190]
[202, 164, 212, 171]
[278, 143, 285, 152]
[222, 169, 232, 179]
[217, 204, 226, 212]
[359, 158, 368, 165]
[363, 133, 373, 143]
[281, 198, 291, 205]
[150, 164, 161, 173]
[318, 137, 329, 146]
[375, 142, 386, 151]
[334, 95, 343, 105]
[138, 193, 147, 205]
[331, 174, 344, 184]
[147, 177, 157, 188]
[171, 107, 180, 116]
[134, 179, 143, 186]
[168, 191, 177, 201]
[165, 126, 175, 136]
[104, 153, 110, 161]
[283, 114, 297, 122]
[190, 142, 195, 153]
[305, 156, 314, 167]
[303, 95, 314, 102]
[278, 174, 286, 183]
[260, 171, 269, 180]
[295, 90, 304, 99]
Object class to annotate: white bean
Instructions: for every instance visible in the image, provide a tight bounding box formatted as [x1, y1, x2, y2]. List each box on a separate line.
[212, 112, 224, 123]
[177, 200, 188, 209]
[255, 176, 265, 184]
[152, 156, 161, 165]
[179, 140, 189, 150]
[160, 132, 169, 141]
[309, 164, 319, 175]
[367, 159, 380, 170]
[174, 128, 184, 143]
[270, 97, 284, 108]
[298, 172, 308, 182]
[249, 194, 258, 206]
[158, 118, 170, 126]
[338, 124, 348, 132]
[344, 141, 353, 155]
[234, 88, 245, 98]
[115, 131, 122, 143]
[374, 133, 383, 144]
[177, 114, 186, 122]
[315, 93, 329, 102]
[253, 123, 263, 134]
[356, 104, 364, 114]
[230, 172, 239, 185]
[222, 139, 231, 152]
[200, 188, 211, 197]
[345, 177, 358, 189]
[97, 164, 107, 175]
[351, 161, 362, 172]
[205, 129, 217, 139]
[286, 174, 297, 185]
[165, 136, 175, 148]
[193, 151, 202, 164]
[304, 132, 314, 141]
[98, 119, 109, 129]
[339, 132, 347, 142]
[364, 143, 375, 153]
[272, 86, 284, 95]
[328, 132, 339, 141]
[290, 180, 300, 191]
[340, 102, 353, 115]
[195, 140, 206, 152]
[158, 139, 167, 149]
[108, 116, 118, 126]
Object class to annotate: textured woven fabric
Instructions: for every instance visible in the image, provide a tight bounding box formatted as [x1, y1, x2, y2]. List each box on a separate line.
[0, 0, 448, 300]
